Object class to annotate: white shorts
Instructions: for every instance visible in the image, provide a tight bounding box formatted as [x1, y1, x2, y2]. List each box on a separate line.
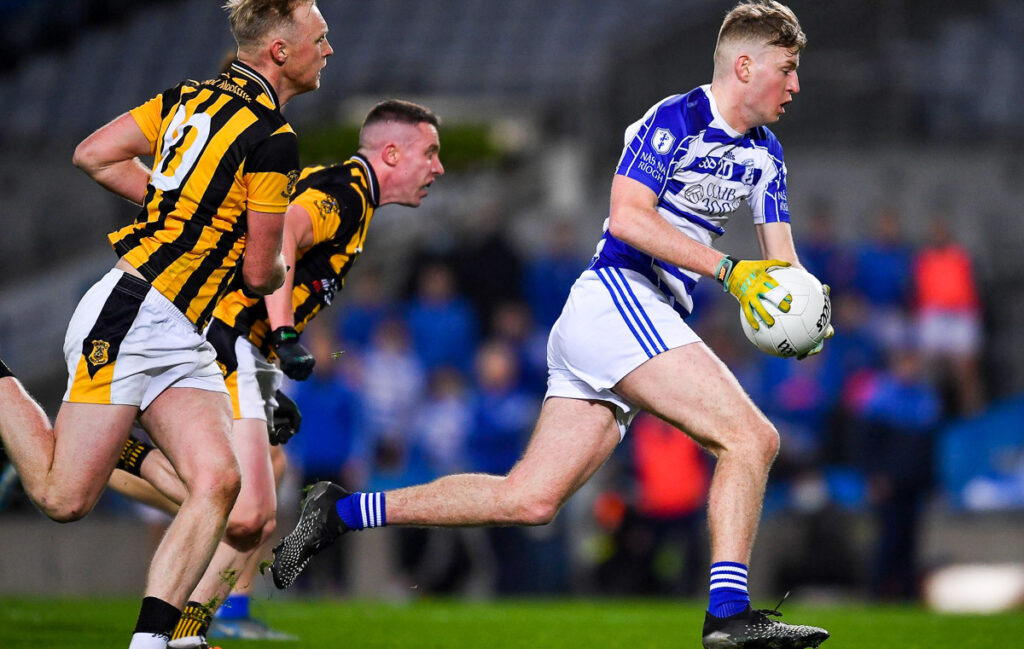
[545, 267, 701, 437]
[205, 319, 282, 421]
[917, 308, 982, 357]
[63, 269, 226, 409]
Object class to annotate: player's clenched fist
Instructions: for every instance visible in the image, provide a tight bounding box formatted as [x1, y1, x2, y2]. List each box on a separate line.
[269, 326, 315, 380]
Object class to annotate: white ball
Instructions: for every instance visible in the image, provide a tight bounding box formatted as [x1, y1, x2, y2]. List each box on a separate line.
[740, 266, 831, 358]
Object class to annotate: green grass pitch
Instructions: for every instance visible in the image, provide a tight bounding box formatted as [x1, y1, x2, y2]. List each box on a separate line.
[1, 597, 1021, 648]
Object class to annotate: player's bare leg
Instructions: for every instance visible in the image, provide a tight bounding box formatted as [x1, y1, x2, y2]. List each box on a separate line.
[207, 444, 297, 642]
[271, 397, 620, 587]
[139, 387, 240, 608]
[0, 375, 137, 521]
[110, 421, 293, 644]
[614, 342, 778, 565]
[390, 397, 620, 525]
[617, 343, 827, 648]
[109, 465, 181, 515]
[168, 417, 277, 647]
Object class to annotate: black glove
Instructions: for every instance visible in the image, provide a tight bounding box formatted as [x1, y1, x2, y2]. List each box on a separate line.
[270, 389, 302, 445]
[269, 326, 315, 380]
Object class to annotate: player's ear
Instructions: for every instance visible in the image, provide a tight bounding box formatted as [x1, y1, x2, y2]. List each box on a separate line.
[383, 142, 401, 167]
[270, 39, 288, 66]
[734, 53, 752, 82]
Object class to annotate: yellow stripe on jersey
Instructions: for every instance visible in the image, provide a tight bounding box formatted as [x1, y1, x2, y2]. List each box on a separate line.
[108, 60, 299, 329]
[211, 155, 380, 356]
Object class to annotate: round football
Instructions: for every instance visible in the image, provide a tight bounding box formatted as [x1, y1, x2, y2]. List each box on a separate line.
[740, 266, 831, 358]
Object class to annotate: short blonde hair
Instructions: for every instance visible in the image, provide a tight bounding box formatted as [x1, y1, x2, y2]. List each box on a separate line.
[714, 1, 806, 71]
[222, 0, 316, 50]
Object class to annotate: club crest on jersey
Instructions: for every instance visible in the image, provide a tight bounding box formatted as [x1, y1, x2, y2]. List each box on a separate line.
[282, 170, 300, 198]
[651, 128, 675, 155]
[741, 160, 755, 185]
[88, 340, 110, 366]
[316, 196, 339, 219]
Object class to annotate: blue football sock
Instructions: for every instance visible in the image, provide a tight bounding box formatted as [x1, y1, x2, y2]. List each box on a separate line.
[215, 593, 249, 621]
[336, 492, 387, 530]
[708, 561, 751, 618]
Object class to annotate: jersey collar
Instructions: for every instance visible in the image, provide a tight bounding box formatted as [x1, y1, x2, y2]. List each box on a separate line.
[701, 84, 744, 139]
[229, 60, 281, 110]
[350, 153, 380, 207]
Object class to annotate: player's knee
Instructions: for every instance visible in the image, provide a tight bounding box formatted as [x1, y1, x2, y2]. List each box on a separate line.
[37, 490, 95, 523]
[225, 506, 275, 550]
[191, 463, 242, 515]
[751, 423, 780, 466]
[224, 520, 263, 551]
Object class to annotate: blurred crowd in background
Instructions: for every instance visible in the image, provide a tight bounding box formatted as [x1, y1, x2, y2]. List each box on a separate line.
[1, 179, 1013, 604]
[2, 0, 1024, 607]
[226, 197, 998, 603]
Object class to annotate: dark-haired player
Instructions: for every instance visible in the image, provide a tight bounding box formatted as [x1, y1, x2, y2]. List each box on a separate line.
[110, 99, 444, 648]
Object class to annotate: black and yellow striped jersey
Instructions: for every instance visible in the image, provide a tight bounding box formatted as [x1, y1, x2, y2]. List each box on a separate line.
[213, 155, 380, 357]
[108, 60, 300, 329]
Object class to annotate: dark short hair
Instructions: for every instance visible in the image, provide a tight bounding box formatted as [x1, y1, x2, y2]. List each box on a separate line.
[362, 99, 440, 131]
[717, 1, 806, 54]
[223, 0, 315, 49]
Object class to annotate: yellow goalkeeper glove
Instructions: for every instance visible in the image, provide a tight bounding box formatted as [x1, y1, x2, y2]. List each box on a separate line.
[716, 255, 792, 330]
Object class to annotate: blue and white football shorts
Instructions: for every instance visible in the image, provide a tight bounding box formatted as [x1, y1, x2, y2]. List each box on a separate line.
[63, 269, 227, 409]
[545, 267, 701, 438]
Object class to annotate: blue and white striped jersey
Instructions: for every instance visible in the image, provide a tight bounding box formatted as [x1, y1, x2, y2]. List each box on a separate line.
[590, 85, 790, 318]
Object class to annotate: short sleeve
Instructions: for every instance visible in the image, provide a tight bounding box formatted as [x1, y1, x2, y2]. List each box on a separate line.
[128, 94, 164, 156]
[748, 137, 791, 225]
[292, 165, 370, 245]
[244, 128, 300, 214]
[293, 185, 342, 246]
[615, 97, 685, 197]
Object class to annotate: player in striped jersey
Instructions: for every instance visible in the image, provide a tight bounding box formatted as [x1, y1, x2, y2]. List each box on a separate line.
[0, 3, 331, 648]
[271, 3, 830, 648]
[106, 99, 443, 647]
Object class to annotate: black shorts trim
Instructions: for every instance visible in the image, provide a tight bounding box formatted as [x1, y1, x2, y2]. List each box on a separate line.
[81, 274, 150, 378]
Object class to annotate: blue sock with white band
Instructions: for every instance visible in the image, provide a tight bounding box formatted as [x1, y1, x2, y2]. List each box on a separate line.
[708, 561, 751, 618]
[336, 492, 387, 530]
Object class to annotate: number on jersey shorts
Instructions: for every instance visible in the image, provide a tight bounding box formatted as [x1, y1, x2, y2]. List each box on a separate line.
[223, 335, 283, 422]
[545, 267, 701, 438]
[63, 269, 227, 408]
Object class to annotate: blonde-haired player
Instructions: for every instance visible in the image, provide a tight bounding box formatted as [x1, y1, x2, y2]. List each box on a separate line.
[0, 2, 331, 647]
[271, 3, 830, 648]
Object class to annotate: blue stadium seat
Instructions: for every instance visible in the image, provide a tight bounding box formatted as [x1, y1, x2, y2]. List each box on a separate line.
[939, 397, 1024, 510]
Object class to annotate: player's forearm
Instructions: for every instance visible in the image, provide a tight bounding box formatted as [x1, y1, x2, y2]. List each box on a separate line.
[609, 202, 724, 278]
[755, 221, 801, 266]
[73, 112, 152, 205]
[243, 252, 287, 295]
[608, 175, 725, 277]
[265, 225, 299, 328]
[75, 157, 150, 206]
[242, 209, 287, 295]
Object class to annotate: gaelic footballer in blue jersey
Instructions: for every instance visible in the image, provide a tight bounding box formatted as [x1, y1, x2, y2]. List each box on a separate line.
[271, 3, 830, 648]
[595, 86, 792, 319]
